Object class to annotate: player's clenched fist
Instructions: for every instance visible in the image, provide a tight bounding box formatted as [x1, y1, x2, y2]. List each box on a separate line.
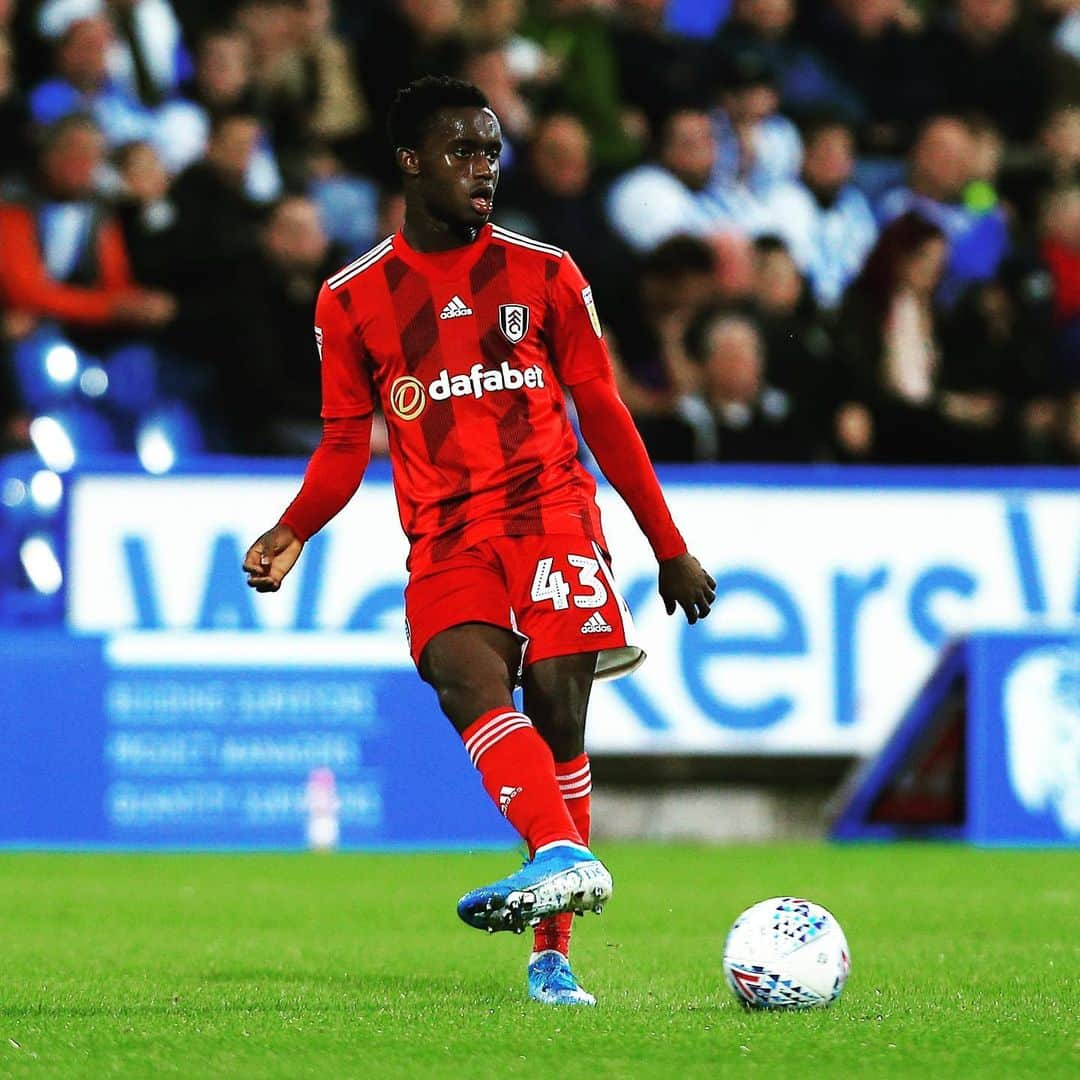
[659, 553, 716, 625]
[243, 523, 304, 592]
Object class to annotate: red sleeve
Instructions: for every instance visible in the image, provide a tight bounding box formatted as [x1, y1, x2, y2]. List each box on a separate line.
[572, 373, 687, 562]
[316, 281, 376, 419]
[546, 252, 612, 387]
[278, 414, 372, 541]
[0, 205, 125, 325]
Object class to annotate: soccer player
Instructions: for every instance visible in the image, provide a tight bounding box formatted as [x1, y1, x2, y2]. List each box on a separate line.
[243, 77, 716, 1007]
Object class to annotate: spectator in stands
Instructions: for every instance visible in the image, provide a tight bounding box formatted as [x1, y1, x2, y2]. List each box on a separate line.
[878, 116, 1010, 306]
[712, 0, 852, 118]
[709, 49, 801, 196]
[999, 105, 1080, 232]
[104, 0, 190, 107]
[835, 211, 1015, 463]
[1043, 106, 1080, 189]
[113, 139, 184, 291]
[799, 0, 933, 153]
[613, 0, 707, 132]
[925, 0, 1051, 143]
[645, 309, 817, 462]
[750, 235, 836, 427]
[157, 27, 282, 201]
[520, 0, 642, 172]
[30, 12, 154, 146]
[764, 112, 877, 310]
[495, 112, 630, 311]
[263, 0, 371, 172]
[192, 194, 334, 453]
[356, 0, 466, 139]
[603, 234, 719, 412]
[0, 115, 175, 339]
[607, 109, 731, 253]
[942, 254, 1060, 461]
[170, 110, 267, 285]
[460, 43, 533, 170]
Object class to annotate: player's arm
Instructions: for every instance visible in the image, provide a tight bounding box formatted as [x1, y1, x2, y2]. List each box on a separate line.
[549, 255, 716, 623]
[243, 282, 375, 593]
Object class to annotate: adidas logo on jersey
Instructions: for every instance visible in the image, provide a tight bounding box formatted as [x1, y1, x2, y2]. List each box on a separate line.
[499, 785, 523, 815]
[580, 612, 612, 635]
[439, 295, 473, 320]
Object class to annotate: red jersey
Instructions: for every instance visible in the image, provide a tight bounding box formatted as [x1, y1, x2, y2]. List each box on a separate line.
[316, 224, 612, 573]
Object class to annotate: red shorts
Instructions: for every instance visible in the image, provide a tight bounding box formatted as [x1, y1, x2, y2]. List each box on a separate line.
[404, 534, 644, 681]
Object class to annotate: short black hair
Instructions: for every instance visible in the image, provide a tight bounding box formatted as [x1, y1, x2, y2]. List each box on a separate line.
[752, 233, 791, 258]
[641, 234, 716, 280]
[797, 108, 854, 147]
[387, 76, 489, 150]
[684, 304, 758, 365]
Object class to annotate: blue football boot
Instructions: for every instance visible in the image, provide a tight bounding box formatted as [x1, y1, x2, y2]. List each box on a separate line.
[528, 950, 597, 1007]
[456, 843, 612, 934]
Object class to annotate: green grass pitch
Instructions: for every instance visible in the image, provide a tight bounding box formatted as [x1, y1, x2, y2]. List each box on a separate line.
[0, 844, 1075, 1078]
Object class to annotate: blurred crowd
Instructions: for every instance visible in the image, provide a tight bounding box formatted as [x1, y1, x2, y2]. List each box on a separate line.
[2, 0, 1080, 472]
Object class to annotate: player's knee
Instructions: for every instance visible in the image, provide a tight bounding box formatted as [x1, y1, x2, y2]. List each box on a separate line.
[421, 661, 513, 731]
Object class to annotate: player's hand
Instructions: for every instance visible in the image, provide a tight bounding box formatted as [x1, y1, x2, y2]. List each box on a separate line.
[243, 523, 304, 592]
[659, 553, 716, 625]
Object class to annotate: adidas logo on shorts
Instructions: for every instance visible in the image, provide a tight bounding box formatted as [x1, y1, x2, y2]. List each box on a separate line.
[439, 295, 473, 320]
[580, 612, 612, 634]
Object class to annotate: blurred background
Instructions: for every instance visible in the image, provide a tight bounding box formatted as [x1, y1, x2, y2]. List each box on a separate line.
[0, 0, 1077, 851]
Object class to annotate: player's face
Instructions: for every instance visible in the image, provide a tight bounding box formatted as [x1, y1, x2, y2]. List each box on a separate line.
[414, 107, 502, 228]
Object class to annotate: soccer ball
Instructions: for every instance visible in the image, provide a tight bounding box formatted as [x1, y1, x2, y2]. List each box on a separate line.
[722, 896, 850, 1009]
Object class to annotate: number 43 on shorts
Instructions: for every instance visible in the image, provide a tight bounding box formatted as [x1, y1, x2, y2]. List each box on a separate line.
[530, 555, 608, 611]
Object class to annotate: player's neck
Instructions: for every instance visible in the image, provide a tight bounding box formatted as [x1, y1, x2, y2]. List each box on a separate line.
[402, 212, 483, 254]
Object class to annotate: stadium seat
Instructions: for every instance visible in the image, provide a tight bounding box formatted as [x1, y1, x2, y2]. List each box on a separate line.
[135, 400, 206, 475]
[11, 328, 85, 412]
[30, 404, 120, 472]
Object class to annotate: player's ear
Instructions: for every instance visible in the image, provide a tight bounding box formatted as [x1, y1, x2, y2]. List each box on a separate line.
[397, 146, 420, 177]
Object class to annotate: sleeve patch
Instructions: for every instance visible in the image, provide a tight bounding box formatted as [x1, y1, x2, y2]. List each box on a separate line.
[582, 286, 602, 338]
[314, 326, 324, 361]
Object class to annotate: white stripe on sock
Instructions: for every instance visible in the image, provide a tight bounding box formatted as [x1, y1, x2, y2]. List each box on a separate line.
[467, 713, 532, 766]
[464, 710, 524, 756]
[561, 784, 592, 800]
[557, 763, 590, 783]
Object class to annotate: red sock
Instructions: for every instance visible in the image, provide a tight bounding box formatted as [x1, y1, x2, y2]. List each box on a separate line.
[462, 709, 582, 853]
[533, 754, 592, 957]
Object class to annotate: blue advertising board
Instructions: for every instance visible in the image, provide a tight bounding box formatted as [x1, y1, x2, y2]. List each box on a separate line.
[832, 632, 1080, 846]
[65, 463, 1080, 757]
[0, 631, 514, 849]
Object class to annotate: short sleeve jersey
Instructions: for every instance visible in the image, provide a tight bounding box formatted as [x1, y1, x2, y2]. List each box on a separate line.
[316, 223, 612, 574]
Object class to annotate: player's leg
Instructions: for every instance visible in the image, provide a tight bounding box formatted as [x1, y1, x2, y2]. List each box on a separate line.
[525, 651, 596, 944]
[419, 622, 580, 850]
[416, 622, 611, 933]
[523, 652, 598, 1005]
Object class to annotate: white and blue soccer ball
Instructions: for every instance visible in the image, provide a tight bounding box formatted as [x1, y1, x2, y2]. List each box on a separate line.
[722, 897, 850, 1009]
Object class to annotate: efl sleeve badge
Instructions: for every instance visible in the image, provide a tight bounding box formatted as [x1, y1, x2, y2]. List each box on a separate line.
[582, 286, 602, 338]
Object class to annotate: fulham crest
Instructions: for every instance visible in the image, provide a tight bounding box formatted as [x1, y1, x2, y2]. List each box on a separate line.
[498, 303, 529, 343]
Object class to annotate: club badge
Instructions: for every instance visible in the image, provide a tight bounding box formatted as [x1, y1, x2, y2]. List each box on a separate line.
[498, 304, 530, 344]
